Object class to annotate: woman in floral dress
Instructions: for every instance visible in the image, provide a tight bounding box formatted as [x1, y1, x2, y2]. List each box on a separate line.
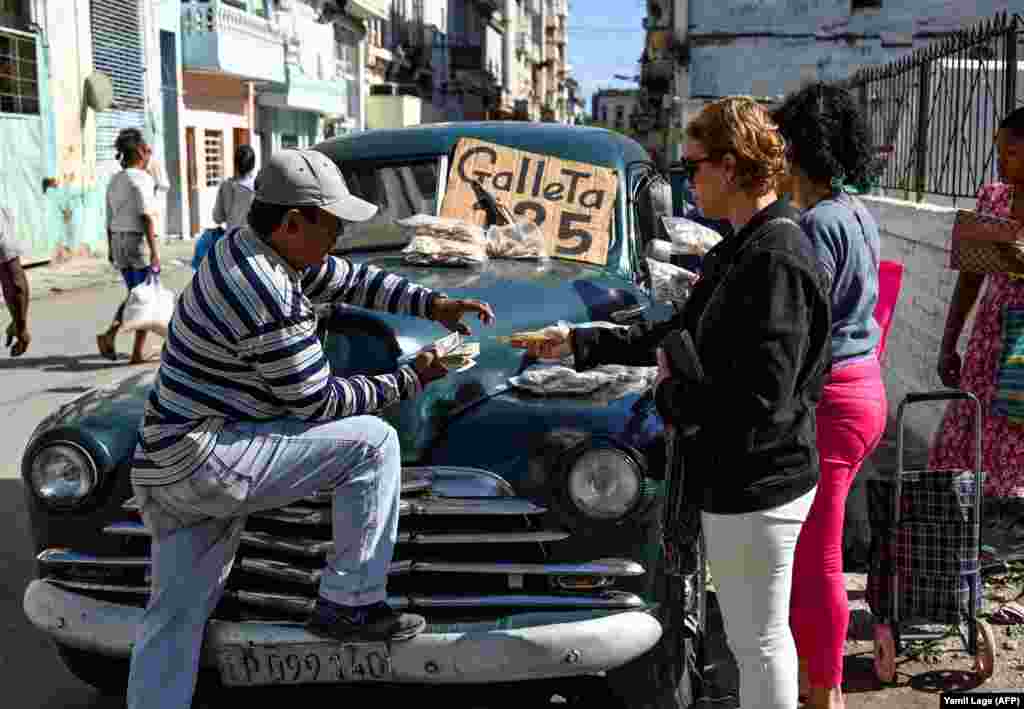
[932, 107, 1024, 519]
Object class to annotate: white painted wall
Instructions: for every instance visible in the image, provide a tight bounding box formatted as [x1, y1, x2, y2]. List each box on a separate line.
[183, 111, 249, 233]
[281, 1, 338, 83]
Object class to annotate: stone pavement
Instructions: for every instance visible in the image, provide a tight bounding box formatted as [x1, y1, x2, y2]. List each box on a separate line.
[9, 237, 196, 304]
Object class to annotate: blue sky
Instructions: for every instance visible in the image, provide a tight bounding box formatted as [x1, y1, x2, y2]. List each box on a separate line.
[566, 1, 647, 115]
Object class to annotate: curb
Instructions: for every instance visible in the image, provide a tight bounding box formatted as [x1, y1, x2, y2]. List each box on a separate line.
[20, 239, 196, 303]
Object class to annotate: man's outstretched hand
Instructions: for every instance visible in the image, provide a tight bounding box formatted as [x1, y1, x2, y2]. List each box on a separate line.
[430, 297, 496, 336]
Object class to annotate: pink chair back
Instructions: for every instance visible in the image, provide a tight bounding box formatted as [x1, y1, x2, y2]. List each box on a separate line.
[874, 260, 904, 363]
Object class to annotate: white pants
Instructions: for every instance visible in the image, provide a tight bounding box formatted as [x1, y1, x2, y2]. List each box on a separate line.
[702, 486, 816, 709]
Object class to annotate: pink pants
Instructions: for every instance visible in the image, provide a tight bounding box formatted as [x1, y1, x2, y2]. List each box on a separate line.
[790, 356, 887, 687]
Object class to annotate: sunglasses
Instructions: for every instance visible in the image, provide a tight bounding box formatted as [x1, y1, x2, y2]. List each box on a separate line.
[681, 156, 715, 182]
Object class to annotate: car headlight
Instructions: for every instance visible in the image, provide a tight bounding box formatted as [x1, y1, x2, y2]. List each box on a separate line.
[567, 447, 642, 520]
[29, 443, 98, 508]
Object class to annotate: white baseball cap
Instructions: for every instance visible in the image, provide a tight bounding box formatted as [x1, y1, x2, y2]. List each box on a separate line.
[255, 149, 378, 223]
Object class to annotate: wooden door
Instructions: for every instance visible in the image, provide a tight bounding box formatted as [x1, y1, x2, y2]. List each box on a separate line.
[233, 127, 251, 175]
[186, 127, 199, 237]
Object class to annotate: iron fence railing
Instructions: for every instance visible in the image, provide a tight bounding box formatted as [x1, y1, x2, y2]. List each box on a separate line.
[838, 11, 1022, 204]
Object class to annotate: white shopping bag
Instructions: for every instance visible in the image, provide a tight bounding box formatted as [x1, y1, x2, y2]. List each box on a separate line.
[120, 273, 176, 338]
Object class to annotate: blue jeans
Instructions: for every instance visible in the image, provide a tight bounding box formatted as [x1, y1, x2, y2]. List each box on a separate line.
[126, 415, 401, 709]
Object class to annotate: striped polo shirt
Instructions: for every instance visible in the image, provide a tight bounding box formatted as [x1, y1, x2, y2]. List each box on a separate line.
[131, 228, 437, 487]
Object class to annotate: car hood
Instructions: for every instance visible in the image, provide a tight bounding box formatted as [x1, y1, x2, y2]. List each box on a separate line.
[27, 255, 648, 468]
[330, 253, 647, 462]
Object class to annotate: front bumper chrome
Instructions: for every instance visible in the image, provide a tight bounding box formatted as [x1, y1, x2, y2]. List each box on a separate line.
[23, 579, 663, 684]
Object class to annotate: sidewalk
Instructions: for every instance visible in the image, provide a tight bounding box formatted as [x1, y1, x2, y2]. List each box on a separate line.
[14, 238, 196, 303]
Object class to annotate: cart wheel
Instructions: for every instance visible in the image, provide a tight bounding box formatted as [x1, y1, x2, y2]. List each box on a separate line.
[874, 623, 897, 683]
[973, 619, 996, 680]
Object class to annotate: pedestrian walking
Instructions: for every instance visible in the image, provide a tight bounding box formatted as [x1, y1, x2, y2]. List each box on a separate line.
[125, 148, 496, 709]
[212, 143, 257, 233]
[192, 144, 258, 271]
[773, 82, 889, 709]
[0, 206, 30, 357]
[96, 128, 162, 364]
[514, 97, 833, 709]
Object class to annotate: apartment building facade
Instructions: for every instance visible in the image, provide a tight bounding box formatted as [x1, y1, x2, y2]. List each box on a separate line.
[639, 0, 1020, 165]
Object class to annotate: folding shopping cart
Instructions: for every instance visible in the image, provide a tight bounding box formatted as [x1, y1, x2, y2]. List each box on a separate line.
[866, 390, 995, 682]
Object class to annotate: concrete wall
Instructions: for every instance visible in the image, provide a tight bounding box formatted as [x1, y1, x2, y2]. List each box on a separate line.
[367, 94, 423, 129]
[860, 193, 978, 447]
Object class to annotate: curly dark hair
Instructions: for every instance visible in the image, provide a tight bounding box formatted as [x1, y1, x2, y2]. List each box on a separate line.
[1000, 107, 1024, 140]
[772, 82, 873, 189]
[235, 144, 256, 176]
[114, 127, 148, 169]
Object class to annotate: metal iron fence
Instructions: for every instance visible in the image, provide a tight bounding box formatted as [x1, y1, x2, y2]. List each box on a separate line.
[839, 12, 1022, 204]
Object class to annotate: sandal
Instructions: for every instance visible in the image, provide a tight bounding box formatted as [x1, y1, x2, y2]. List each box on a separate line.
[129, 351, 162, 365]
[990, 600, 1024, 625]
[96, 333, 117, 361]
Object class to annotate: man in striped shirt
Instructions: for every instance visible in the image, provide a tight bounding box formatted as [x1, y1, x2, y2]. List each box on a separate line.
[127, 149, 495, 709]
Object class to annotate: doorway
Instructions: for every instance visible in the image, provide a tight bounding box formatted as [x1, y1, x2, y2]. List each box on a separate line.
[232, 127, 251, 177]
[186, 126, 199, 237]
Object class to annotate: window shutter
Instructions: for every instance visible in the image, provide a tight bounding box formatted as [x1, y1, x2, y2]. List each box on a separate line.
[90, 0, 145, 168]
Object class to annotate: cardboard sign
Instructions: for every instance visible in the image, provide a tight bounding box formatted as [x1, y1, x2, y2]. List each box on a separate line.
[440, 138, 618, 266]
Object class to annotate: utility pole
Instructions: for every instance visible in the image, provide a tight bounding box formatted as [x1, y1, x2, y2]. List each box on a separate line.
[670, 0, 689, 165]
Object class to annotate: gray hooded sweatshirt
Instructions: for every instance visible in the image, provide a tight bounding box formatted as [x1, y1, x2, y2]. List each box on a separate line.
[212, 172, 256, 231]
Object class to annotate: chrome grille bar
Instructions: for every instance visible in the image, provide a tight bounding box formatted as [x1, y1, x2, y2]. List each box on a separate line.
[250, 497, 547, 524]
[43, 579, 645, 611]
[239, 557, 642, 585]
[37, 550, 149, 568]
[104, 521, 570, 549]
[40, 551, 643, 583]
[121, 466, 519, 513]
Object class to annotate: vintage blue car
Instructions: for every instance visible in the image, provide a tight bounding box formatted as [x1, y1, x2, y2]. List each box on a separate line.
[20, 122, 705, 708]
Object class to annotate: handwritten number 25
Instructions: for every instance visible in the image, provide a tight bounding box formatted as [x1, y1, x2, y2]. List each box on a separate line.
[556, 212, 592, 256]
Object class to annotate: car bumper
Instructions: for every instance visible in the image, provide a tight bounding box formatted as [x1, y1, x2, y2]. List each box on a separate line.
[23, 579, 663, 684]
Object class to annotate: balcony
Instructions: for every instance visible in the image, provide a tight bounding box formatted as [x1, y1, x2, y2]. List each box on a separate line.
[181, 1, 285, 83]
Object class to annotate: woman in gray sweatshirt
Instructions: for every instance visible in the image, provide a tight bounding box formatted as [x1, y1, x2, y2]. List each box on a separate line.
[212, 144, 257, 233]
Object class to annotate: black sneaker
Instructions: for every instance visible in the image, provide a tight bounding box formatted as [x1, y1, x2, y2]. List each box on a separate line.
[306, 598, 426, 642]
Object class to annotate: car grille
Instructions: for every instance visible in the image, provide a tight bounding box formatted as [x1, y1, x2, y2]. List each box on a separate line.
[38, 467, 647, 621]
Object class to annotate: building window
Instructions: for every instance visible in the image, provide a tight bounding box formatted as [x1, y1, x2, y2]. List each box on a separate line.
[204, 130, 224, 187]
[337, 39, 356, 76]
[0, 0, 28, 30]
[851, 0, 882, 10]
[601, 107, 607, 122]
[0, 30, 37, 115]
[282, 134, 299, 150]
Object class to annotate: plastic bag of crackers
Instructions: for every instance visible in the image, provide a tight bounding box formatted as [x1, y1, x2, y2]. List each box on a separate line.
[485, 221, 549, 262]
[397, 215, 489, 267]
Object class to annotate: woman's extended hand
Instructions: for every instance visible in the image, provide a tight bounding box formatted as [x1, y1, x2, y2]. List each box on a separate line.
[508, 324, 572, 360]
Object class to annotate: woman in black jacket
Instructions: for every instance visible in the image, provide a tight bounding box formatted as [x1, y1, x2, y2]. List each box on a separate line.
[517, 97, 832, 708]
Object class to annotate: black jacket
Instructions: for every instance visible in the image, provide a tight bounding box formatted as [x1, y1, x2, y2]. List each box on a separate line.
[572, 199, 832, 514]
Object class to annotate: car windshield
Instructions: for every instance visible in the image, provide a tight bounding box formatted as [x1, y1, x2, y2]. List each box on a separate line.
[334, 158, 441, 252]
[334, 154, 623, 270]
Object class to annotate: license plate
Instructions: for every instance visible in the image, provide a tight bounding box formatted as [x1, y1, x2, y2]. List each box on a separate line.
[216, 642, 392, 687]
